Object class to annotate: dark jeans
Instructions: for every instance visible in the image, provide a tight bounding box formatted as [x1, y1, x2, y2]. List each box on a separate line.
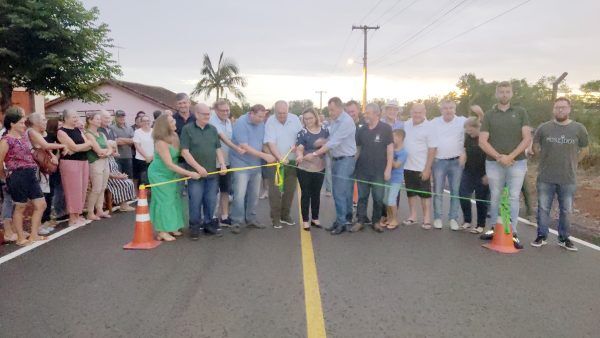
[356, 176, 385, 224]
[116, 158, 133, 178]
[459, 171, 490, 227]
[42, 171, 60, 223]
[188, 177, 218, 230]
[266, 164, 297, 222]
[297, 169, 325, 222]
[536, 181, 576, 240]
[133, 158, 149, 184]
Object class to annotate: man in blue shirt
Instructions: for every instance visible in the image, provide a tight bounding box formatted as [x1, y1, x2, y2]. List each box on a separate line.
[306, 97, 356, 234]
[264, 100, 302, 228]
[229, 104, 276, 234]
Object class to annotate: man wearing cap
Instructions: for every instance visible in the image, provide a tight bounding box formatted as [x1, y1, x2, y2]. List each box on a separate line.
[110, 110, 135, 177]
[382, 100, 405, 130]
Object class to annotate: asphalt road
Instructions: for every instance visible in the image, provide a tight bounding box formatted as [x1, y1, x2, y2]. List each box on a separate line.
[1, 190, 599, 337]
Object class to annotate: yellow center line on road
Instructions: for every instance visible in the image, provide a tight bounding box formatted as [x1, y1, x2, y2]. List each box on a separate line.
[296, 184, 327, 337]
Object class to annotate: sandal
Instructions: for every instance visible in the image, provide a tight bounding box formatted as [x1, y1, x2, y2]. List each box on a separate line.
[157, 232, 176, 242]
[29, 235, 48, 242]
[171, 231, 183, 237]
[302, 222, 311, 231]
[310, 221, 322, 229]
[402, 219, 416, 226]
[387, 222, 399, 230]
[16, 240, 31, 247]
[421, 223, 432, 230]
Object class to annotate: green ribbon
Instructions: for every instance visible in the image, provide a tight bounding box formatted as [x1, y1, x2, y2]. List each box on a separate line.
[500, 187, 511, 234]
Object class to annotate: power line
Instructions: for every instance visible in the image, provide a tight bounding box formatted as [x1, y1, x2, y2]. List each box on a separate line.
[381, 0, 421, 26]
[382, 0, 533, 67]
[372, 0, 470, 64]
[330, 30, 354, 73]
[372, 0, 407, 25]
[358, 0, 386, 24]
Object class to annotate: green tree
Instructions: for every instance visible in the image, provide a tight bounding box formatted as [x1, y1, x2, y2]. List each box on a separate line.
[191, 52, 247, 102]
[0, 0, 121, 114]
[288, 100, 313, 115]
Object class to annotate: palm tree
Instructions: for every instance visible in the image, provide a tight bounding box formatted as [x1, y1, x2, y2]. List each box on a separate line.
[191, 52, 247, 102]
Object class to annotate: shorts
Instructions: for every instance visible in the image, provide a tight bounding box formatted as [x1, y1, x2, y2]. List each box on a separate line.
[2, 186, 14, 219]
[404, 170, 432, 198]
[218, 166, 232, 194]
[6, 168, 44, 203]
[384, 182, 403, 206]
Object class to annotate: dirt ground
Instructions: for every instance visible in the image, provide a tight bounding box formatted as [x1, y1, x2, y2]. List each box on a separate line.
[525, 162, 600, 245]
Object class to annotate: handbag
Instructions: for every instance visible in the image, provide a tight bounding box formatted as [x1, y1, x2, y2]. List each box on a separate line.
[32, 148, 58, 174]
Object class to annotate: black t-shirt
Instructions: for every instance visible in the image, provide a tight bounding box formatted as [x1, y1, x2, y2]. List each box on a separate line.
[464, 134, 486, 177]
[355, 122, 393, 180]
[59, 127, 88, 161]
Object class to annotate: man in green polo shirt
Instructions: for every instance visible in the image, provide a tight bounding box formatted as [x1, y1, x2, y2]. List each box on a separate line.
[181, 103, 227, 240]
[478, 81, 532, 249]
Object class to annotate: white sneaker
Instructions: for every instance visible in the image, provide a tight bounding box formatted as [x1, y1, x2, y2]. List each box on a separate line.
[433, 219, 443, 229]
[449, 219, 460, 231]
[461, 222, 472, 230]
[38, 226, 52, 235]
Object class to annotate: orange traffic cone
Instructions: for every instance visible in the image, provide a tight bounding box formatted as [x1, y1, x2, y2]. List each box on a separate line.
[123, 188, 160, 250]
[482, 220, 520, 254]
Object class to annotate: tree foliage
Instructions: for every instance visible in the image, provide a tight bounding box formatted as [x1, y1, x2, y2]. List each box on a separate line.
[0, 0, 121, 112]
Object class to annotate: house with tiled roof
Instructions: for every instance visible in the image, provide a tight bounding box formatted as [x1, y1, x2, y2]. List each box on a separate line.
[45, 79, 179, 124]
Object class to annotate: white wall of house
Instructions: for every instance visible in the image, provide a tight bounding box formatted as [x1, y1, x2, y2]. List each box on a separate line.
[46, 84, 164, 125]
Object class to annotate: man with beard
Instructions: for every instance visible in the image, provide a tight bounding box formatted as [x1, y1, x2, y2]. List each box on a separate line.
[529, 97, 589, 251]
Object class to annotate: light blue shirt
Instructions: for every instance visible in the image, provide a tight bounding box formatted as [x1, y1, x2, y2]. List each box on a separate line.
[381, 118, 405, 131]
[230, 113, 265, 169]
[326, 111, 357, 158]
[209, 112, 233, 165]
[264, 114, 302, 160]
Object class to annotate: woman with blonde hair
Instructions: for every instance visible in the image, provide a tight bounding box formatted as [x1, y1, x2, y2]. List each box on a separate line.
[148, 114, 200, 241]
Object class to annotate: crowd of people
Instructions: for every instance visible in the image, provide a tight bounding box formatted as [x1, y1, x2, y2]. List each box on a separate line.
[0, 81, 589, 252]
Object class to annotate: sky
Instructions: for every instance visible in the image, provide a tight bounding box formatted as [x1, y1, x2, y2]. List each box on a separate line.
[82, 0, 600, 107]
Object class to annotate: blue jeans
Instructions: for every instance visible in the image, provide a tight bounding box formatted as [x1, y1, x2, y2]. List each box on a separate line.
[230, 169, 261, 226]
[331, 156, 355, 227]
[536, 181, 576, 240]
[188, 177, 218, 230]
[433, 158, 463, 221]
[486, 160, 527, 234]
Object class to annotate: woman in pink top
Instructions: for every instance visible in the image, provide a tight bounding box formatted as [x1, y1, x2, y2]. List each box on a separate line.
[0, 107, 47, 246]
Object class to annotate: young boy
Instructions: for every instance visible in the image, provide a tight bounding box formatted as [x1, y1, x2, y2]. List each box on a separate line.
[383, 129, 408, 229]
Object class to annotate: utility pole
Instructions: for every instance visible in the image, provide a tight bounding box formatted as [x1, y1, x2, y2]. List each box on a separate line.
[552, 72, 568, 101]
[315, 90, 327, 111]
[352, 25, 379, 112]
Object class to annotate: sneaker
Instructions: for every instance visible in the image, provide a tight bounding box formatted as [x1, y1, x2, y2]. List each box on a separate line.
[331, 224, 346, 235]
[273, 221, 283, 229]
[480, 229, 494, 240]
[190, 227, 201, 240]
[433, 219, 443, 229]
[530, 236, 547, 247]
[280, 217, 296, 226]
[449, 219, 460, 231]
[231, 224, 241, 234]
[512, 235, 523, 250]
[558, 238, 578, 252]
[372, 223, 384, 233]
[350, 222, 364, 232]
[204, 224, 223, 237]
[461, 222, 472, 230]
[247, 222, 266, 229]
[470, 226, 484, 234]
[38, 226, 52, 236]
[220, 217, 232, 227]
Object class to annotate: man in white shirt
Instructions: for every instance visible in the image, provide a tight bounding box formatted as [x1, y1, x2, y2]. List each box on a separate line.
[264, 100, 302, 228]
[209, 100, 245, 226]
[430, 100, 467, 230]
[403, 103, 436, 229]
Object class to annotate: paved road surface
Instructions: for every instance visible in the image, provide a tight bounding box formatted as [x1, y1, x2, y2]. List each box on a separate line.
[1, 191, 599, 337]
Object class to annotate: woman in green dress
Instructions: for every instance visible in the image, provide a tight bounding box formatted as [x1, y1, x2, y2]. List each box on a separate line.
[149, 114, 200, 242]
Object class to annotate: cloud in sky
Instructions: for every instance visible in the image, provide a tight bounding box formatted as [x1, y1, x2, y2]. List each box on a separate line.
[84, 0, 600, 105]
